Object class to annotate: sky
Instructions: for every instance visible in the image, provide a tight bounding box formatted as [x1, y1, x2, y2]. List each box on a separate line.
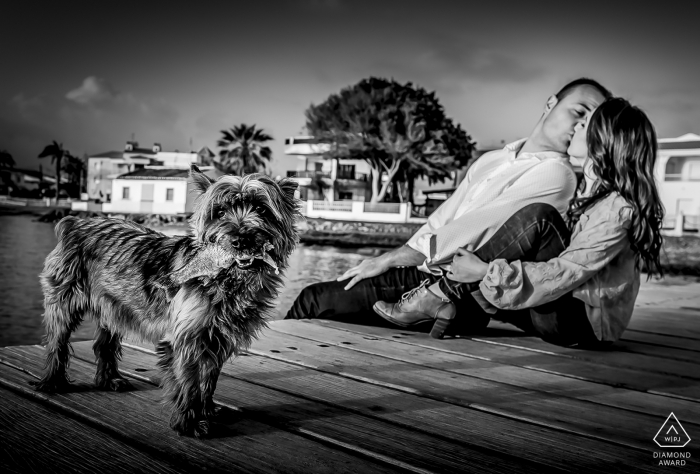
[1, 0, 699, 178]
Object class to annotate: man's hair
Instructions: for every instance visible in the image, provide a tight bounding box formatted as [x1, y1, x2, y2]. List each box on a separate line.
[556, 78, 613, 101]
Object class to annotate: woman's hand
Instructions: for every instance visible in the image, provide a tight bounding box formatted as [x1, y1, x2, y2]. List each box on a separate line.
[337, 254, 391, 290]
[447, 248, 489, 283]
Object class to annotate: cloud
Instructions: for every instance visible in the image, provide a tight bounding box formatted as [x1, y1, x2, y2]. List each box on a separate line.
[65, 76, 119, 105]
[359, 33, 544, 94]
[634, 90, 700, 138]
[0, 77, 186, 170]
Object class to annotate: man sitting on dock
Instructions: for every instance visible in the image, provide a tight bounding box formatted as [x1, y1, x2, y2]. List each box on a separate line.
[285, 78, 612, 333]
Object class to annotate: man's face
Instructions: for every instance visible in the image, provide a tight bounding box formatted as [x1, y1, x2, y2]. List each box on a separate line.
[541, 85, 606, 154]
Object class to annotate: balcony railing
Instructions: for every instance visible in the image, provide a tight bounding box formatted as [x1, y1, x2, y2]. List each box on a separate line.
[287, 171, 331, 179]
[336, 172, 369, 181]
[301, 200, 422, 223]
[311, 201, 353, 212]
[287, 170, 368, 181]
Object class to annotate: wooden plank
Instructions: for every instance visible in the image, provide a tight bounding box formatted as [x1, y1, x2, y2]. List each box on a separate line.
[315, 320, 700, 401]
[242, 322, 700, 454]
[269, 321, 700, 424]
[626, 307, 700, 340]
[0, 386, 185, 474]
[484, 319, 700, 365]
[620, 330, 700, 352]
[68, 342, 559, 474]
[469, 333, 700, 380]
[0, 347, 401, 474]
[115, 342, 667, 473]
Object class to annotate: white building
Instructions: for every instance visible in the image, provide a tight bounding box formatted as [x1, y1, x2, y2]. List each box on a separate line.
[656, 133, 700, 231]
[103, 166, 221, 215]
[87, 141, 213, 202]
[284, 136, 373, 202]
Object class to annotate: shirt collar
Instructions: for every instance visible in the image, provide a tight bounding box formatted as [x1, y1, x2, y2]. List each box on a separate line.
[504, 138, 568, 161]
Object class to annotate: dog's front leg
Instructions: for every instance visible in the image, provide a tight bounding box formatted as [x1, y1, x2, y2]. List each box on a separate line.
[160, 334, 228, 438]
[161, 287, 228, 438]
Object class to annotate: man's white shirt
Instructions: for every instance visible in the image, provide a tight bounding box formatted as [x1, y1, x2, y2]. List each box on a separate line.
[406, 138, 577, 274]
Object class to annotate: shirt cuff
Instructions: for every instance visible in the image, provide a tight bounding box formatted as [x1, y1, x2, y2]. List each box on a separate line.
[479, 259, 524, 308]
[406, 233, 439, 274]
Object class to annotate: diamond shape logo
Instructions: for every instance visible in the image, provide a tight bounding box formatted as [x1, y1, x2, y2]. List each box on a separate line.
[654, 412, 691, 448]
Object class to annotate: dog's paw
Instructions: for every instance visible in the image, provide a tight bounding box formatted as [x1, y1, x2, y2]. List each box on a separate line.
[171, 413, 210, 438]
[96, 376, 134, 392]
[31, 377, 71, 394]
[108, 377, 134, 392]
[194, 419, 211, 439]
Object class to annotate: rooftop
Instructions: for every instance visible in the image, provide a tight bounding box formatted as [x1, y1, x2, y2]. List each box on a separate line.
[659, 133, 700, 150]
[91, 151, 125, 159]
[115, 168, 189, 180]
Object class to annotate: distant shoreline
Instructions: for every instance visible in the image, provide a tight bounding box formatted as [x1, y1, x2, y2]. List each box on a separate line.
[4, 203, 699, 276]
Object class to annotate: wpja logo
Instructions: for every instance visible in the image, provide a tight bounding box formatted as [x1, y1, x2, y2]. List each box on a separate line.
[653, 412, 692, 467]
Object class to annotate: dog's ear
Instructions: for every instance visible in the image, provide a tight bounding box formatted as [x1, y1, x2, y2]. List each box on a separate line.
[190, 164, 214, 194]
[276, 177, 299, 199]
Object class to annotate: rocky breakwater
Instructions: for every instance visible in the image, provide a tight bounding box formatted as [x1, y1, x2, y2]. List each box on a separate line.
[299, 218, 422, 248]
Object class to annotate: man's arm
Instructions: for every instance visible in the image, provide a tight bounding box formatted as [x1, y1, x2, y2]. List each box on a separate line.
[405, 157, 479, 255]
[336, 244, 425, 290]
[422, 160, 576, 268]
[337, 159, 485, 290]
[336, 158, 491, 290]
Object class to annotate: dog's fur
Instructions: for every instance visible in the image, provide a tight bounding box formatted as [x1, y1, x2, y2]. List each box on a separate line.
[35, 165, 301, 437]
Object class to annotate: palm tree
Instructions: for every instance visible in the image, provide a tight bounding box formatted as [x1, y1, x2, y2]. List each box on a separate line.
[38, 141, 74, 202]
[0, 149, 15, 168]
[216, 124, 273, 175]
[62, 154, 87, 196]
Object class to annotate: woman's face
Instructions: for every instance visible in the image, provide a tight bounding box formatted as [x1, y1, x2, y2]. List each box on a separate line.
[567, 114, 591, 159]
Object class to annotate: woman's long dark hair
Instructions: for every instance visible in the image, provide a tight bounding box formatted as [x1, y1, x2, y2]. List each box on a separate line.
[567, 98, 664, 275]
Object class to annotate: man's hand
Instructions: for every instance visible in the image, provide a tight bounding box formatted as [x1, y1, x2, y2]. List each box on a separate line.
[337, 244, 426, 290]
[337, 254, 390, 290]
[447, 248, 489, 283]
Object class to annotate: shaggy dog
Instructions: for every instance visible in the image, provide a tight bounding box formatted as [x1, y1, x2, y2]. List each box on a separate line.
[34, 165, 301, 437]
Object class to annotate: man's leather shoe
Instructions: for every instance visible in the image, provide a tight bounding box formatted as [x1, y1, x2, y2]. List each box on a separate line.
[373, 280, 456, 339]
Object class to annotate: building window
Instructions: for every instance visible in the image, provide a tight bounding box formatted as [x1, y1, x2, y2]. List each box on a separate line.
[166, 188, 174, 201]
[122, 187, 130, 200]
[665, 157, 684, 181]
[338, 191, 353, 200]
[665, 156, 700, 181]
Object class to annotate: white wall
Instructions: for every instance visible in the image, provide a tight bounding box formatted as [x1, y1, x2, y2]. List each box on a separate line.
[108, 179, 188, 215]
[154, 152, 198, 167]
[303, 200, 424, 223]
[655, 151, 700, 217]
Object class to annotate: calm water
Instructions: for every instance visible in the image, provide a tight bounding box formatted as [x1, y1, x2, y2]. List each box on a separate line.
[0, 214, 383, 347]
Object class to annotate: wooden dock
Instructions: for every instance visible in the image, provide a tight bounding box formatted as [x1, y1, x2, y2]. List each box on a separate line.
[2, 308, 699, 473]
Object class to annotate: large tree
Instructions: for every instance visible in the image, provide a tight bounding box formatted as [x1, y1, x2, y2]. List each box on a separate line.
[0, 149, 15, 168]
[216, 124, 273, 175]
[38, 141, 75, 202]
[305, 77, 475, 203]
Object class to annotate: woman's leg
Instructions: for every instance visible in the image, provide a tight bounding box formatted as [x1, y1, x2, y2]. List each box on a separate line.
[528, 293, 605, 347]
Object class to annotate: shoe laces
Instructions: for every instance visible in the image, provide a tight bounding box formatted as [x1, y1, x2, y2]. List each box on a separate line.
[400, 279, 430, 304]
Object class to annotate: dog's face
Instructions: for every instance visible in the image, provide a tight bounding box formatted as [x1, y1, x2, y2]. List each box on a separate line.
[188, 166, 300, 272]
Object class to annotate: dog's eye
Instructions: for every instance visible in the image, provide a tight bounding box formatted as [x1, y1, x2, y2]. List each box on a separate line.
[217, 209, 226, 219]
